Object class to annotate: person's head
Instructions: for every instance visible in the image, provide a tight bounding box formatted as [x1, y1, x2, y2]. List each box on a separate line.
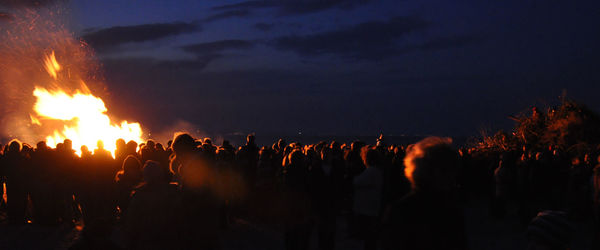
[127, 140, 138, 153]
[259, 147, 271, 160]
[361, 146, 382, 168]
[376, 134, 385, 147]
[97, 140, 104, 150]
[247, 134, 255, 145]
[277, 139, 286, 150]
[155, 143, 165, 151]
[321, 146, 332, 162]
[172, 132, 196, 156]
[288, 149, 305, 167]
[81, 145, 90, 155]
[351, 141, 364, 151]
[36, 141, 47, 151]
[217, 148, 234, 162]
[116, 138, 126, 150]
[22, 143, 33, 153]
[123, 155, 142, 175]
[8, 139, 22, 153]
[146, 139, 155, 149]
[527, 211, 572, 250]
[140, 144, 148, 153]
[63, 139, 73, 150]
[535, 152, 543, 161]
[202, 142, 214, 152]
[142, 161, 164, 185]
[404, 137, 459, 192]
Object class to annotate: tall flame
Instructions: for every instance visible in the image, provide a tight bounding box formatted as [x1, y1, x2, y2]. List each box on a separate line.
[32, 52, 143, 156]
[44, 51, 61, 80]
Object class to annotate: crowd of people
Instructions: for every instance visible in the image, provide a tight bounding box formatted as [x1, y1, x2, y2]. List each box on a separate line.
[0, 133, 598, 249]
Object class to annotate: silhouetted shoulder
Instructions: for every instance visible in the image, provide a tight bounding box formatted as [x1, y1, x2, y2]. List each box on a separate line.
[383, 192, 467, 250]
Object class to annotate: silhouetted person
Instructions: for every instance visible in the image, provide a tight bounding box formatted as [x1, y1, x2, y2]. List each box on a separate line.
[84, 140, 117, 223]
[115, 155, 142, 218]
[57, 139, 79, 224]
[3, 139, 29, 224]
[567, 155, 593, 219]
[81, 145, 92, 159]
[30, 141, 58, 224]
[382, 137, 467, 250]
[140, 140, 159, 165]
[202, 138, 217, 162]
[352, 146, 384, 250]
[236, 134, 259, 190]
[492, 151, 517, 218]
[126, 140, 138, 158]
[281, 149, 311, 250]
[309, 146, 343, 250]
[126, 161, 181, 250]
[154, 143, 171, 181]
[344, 141, 365, 213]
[115, 138, 127, 165]
[526, 211, 573, 250]
[171, 133, 220, 249]
[383, 145, 409, 209]
[221, 140, 234, 153]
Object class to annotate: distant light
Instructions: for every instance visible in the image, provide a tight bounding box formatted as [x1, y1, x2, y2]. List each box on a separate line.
[298, 131, 302, 135]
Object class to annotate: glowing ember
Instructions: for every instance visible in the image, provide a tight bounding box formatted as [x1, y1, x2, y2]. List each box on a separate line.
[32, 52, 143, 156]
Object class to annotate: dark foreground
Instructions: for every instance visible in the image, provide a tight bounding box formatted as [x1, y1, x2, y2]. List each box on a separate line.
[0, 198, 595, 250]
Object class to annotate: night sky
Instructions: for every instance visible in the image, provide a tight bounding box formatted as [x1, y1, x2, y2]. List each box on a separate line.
[1, 0, 600, 138]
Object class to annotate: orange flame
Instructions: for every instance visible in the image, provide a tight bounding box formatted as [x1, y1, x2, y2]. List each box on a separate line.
[44, 51, 61, 80]
[32, 52, 143, 156]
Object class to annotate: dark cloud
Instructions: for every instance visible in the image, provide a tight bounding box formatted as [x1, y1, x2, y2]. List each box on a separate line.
[202, 9, 250, 23]
[181, 39, 253, 56]
[211, 0, 275, 11]
[81, 22, 200, 53]
[99, 56, 514, 136]
[101, 56, 221, 73]
[211, 0, 371, 15]
[0, 0, 64, 8]
[91, 40, 254, 73]
[130, 40, 254, 71]
[254, 22, 274, 31]
[400, 34, 485, 52]
[158, 54, 223, 70]
[278, 0, 372, 15]
[270, 16, 430, 60]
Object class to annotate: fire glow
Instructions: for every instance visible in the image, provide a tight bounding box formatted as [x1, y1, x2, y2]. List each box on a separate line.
[31, 52, 143, 156]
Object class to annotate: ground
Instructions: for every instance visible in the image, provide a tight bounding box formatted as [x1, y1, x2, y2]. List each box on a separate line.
[0, 198, 596, 250]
